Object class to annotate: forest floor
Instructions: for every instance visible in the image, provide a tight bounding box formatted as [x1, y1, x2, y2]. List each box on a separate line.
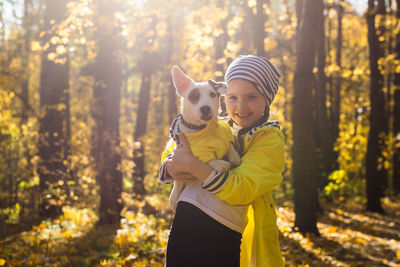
[0, 195, 399, 267]
[278, 197, 400, 266]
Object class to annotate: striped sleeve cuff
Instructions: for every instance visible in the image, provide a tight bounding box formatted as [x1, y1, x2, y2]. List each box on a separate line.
[158, 154, 174, 184]
[202, 170, 230, 193]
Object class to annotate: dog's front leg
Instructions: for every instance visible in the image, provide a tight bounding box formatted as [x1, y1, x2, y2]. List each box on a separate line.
[169, 181, 185, 211]
[226, 143, 241, 166]
[208, 159, 232, 173]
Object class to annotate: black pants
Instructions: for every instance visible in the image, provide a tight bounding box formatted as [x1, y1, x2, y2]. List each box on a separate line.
[166, 201, 242, 267]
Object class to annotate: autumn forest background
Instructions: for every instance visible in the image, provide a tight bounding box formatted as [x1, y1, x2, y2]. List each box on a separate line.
[0, 0, 399, 266]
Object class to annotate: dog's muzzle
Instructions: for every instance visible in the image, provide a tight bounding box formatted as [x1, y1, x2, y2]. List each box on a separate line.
[200, 106, 213, 121]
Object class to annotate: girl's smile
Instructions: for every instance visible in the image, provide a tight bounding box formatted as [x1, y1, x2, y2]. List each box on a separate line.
[225, 79, 267, 128]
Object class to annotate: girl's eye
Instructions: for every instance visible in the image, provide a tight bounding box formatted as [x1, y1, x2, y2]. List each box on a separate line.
[210, 92, 217, 98]
[227, 96, 237, 100]
[248, 95, 258, 100]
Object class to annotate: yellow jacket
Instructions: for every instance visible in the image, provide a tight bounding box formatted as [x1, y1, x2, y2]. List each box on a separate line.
[181, 119, 234, 162]
[160, 117, 236, 210]
[215, 122, 285, 267]
[160, 119, 285, 267]
[161, 117, 234, 164]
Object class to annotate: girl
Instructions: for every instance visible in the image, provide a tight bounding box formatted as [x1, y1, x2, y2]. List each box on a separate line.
[159, 55, 285, 267]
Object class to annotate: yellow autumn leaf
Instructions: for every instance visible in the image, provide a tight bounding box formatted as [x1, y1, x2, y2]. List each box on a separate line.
[31, 41, 42, 52]
[342, 70, 352, 78]
[353, 68, 364, 75]
[395, 64, 400, 74]
[56, 45, 67, 55]
[50, 36, 60, 44]
[354, 237, 366, 244]
[214, 71, 223, 77]
[62, 37, 69, 44]
[336, 209, 344, 215]
[265, 40, 277, 51]
[57, 103, 67, 111]
[327, 226, 337, 234]
[0, 259, 5, 266]
[47, 52, 56, 61]
[216, 58, 226, 64]
[396, 250, 400, 260]
[126, 211, 135, 221]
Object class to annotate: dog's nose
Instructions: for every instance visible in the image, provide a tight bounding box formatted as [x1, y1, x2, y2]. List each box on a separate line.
[200, 105, 211, 115]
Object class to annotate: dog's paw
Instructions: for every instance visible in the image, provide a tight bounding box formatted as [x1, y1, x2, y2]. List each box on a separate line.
[228, 152, 241, 166]
[208, 159, 232, 172]
[227, 144, 241, 166]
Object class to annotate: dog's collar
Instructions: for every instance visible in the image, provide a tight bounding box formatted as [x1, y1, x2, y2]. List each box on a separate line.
[180, 116, 207, 130]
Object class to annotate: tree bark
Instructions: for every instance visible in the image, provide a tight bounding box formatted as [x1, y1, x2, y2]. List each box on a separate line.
[292, 0, 322, 234]
[331, 0, 343, 152]
[296, 0, 304, 38]
[92, 0, 124, 225]
[38, 0, 69, 219]
[215, 0, 231, 80]
[238, 1, 253, 54]
[365, 0, 388, 212]
[393, 0, 400, 194]
[132, 51, 154, 197]
[21, 0, 32, 123]
[315, 7, 335, 189]
[21, 0, 34, 194]
[253, 0, 269, 57]
[166, 19, 178, 123]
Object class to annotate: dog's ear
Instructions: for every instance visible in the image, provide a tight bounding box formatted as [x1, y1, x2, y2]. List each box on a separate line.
[172, 65, 193, 96]
[208, 80, 227, 95]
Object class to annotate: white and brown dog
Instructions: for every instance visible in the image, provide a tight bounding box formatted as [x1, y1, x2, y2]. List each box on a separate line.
[167, 65, 241, 210]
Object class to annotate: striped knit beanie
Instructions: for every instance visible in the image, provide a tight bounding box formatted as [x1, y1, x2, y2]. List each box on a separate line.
[224, 55, 282, 107]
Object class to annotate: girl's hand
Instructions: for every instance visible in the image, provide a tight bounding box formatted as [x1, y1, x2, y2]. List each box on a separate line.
[172, 134, 195, 169]
[168, 133, 214, 182]
[166, 134, 197, 181]
[167, 164, 196, 182]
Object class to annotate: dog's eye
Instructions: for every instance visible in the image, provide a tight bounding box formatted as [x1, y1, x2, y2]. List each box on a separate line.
[210, 92, 217, 98]
[188, 89, 200, 104]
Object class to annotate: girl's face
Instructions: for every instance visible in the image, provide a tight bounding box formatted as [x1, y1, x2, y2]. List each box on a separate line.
[225, 79, 267, 128]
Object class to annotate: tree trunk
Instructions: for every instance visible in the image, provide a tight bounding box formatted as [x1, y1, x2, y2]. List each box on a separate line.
[296, 0, 304, 38]
[62, 64, 75, 204]
[315, 8, 335, 189]
[393, 0, 400, 194]
[253, 0, 269, 57]
[213, 0, 231, 116]
[92, 0, 124, 225]
[21, 0, 32, 123]
[132, 52, 153, 197]
[326, 13, 335, 141]
[332, 0, 343, 146]
[365, 0, 388, 212]
[38, 0, 69, 219]
[166, 19, 178, 123]
[292, 0, 322, 234]
[215, 0, 231, 80]
[21, 0, 34, 191]
[238, 1, 253, 54]
[394, 84, 400, 195]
